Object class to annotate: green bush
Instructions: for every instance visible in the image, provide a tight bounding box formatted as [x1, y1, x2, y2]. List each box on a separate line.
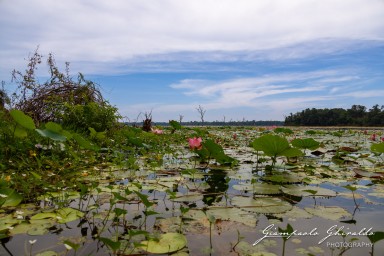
[61, 102, 120, 132]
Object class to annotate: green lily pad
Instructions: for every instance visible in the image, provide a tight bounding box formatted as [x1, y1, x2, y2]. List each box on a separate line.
[9, 221, 50, 236]
[261, 174, 303, 184]
[281, 185, 337, 197]
[275, 206, 313, 219]
[0, 188, 23, 207]
[0, 214, 19, 229]
[206, 207, 258, 227]
[231, 196, 292, 214]
[140, 233, 187, 254]
[31, 208, 84, 224]
[292, 138, 320, 150]
[305, 206, 351, 220]
[233, 183, 281, 195]
[171, 193, 204, 202]
[36, 251, 58, 256]
[56, 208, 84, 224]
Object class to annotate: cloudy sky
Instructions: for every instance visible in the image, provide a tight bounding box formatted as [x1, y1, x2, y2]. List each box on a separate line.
[1, 0, 384, 122]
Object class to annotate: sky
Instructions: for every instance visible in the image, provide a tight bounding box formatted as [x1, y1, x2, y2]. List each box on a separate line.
[1, 0, 384, 122]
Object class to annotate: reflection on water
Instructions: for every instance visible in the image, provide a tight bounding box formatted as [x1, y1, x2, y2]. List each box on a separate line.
[203, 169, 229, 206]
[1, 175, 383, 256]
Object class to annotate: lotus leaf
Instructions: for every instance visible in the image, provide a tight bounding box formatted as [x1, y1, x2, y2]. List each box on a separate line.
[31, 208, 84, 224]
[36, 251, 58, 256]
[9, 221, 51, 236]
[13, 126, 27, 138]
[35, 128, 67, 142]
[0, 188, 23, 207]
[206, 207, 258, 227]
[140, 233, 187, 254]
[56, 208, 84, 223]
[371, 142, 384, 154]
[252, 134, 303, 160]
[261, 174, 303, 184]
[233, 183, 281, 195]
[0, 214, 20, 231]
[281, 185, 337, 197]
[10, 109, 36, 130]
[292, 138, 320, 150]
[171, 193, 204, 202]
[202, 139, 238, 165]
[231, 196, 292, 214]
[304, 206, 351, 220]
[275, 206, 312, 219]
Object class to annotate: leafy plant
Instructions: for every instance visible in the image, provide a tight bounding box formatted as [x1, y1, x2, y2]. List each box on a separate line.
[169, 120, 182, 133]
[367, 231, 384, 256]
[371, 142, 384, 154]
[9, 109, 36, 138]
[291, 138, 320, 151]
[252, 134, 303, 167]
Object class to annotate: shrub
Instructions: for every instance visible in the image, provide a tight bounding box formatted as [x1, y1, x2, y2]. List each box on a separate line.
[61, 102, 120, 132]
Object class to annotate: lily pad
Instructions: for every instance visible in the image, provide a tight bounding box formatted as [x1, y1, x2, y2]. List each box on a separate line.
[206, 207, 258, 227]
[9, 221, 51, 236]
[232, 183, 281, 195]
[140, 233, 187, 254]
[275, 206, 313, 219]
[281, 185, 337, 197]
[231, 196, 292, 214]
[31, 208, 84, 224]
[0, 188, 23, 207]
[36, 251, 58, 256]
[261, 174, 303, 184]
[171, 193, 204, 202]
[304, 206, 351, 220]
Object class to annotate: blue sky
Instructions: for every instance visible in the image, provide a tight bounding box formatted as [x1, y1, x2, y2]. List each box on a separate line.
[1, 0, 384, 122]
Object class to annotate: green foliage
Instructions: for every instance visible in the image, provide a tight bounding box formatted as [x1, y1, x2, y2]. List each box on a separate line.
[285, 104, 384, 126]
[61, 102, 120, 132]
[278, 223, 294, 241]
[35, 123, 67, 142]
[197, 139, 237, 166]
[0, 186, 23, 207]
[169, 120, 182, 130]
[72, 133, 99, 151]
[10, 109, 36, 130]
[252, 134, 303, 162]
[371, 142, 384, 154]
[291, 138, 320, 150]
[368, 231, 384, 244]
[140, 233, 187, 254]
[99, 237, 121, 253]
[274, 127, 293, 135]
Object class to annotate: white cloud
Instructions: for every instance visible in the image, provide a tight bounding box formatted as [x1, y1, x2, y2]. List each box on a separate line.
[341, 90, 384, 98]
[1, 0, 383, 76]
[118, 69, 373, 121]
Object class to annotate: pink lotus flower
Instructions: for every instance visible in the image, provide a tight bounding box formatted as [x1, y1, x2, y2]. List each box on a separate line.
[233, 133, 237, 140]
[151, 128, 163, 135]
[370, 134, 377, 141]
[381, 137, 384, 142]
[188, 137, 202, 150]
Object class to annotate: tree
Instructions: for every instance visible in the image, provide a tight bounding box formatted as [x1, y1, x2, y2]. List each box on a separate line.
[9, 48, 120, 131]
[196, 105, 206, 124]
[179, 114, 184, 124]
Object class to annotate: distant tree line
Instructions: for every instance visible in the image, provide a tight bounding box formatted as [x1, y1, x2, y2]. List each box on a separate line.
[129, 120, 284, 127]
[284, 104, 384, 126]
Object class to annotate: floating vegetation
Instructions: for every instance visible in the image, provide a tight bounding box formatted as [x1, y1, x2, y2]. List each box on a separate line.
[1, 122, 384, 255]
